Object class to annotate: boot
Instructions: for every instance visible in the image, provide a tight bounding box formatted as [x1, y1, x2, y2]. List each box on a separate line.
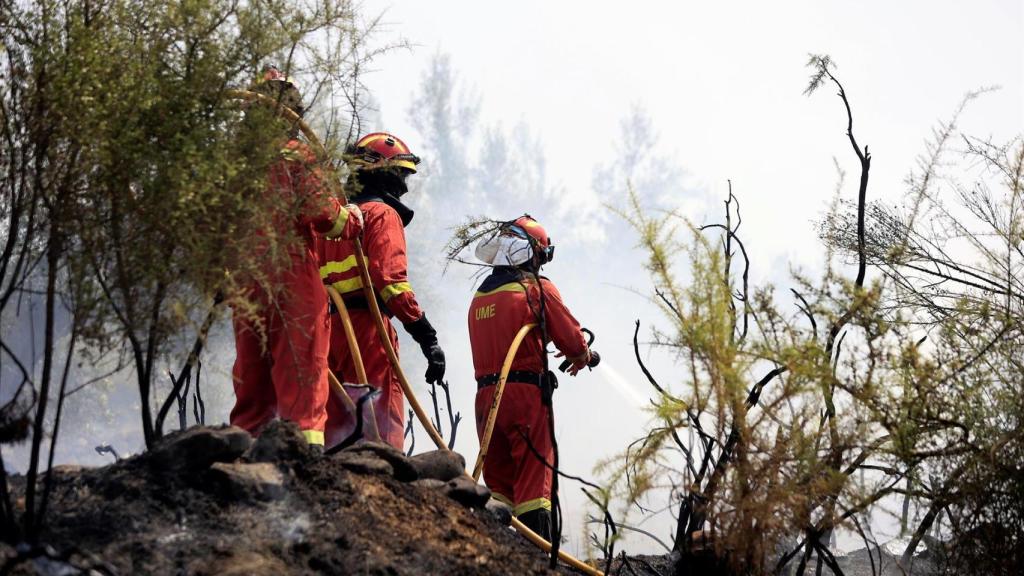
[517, 508, 552, 541]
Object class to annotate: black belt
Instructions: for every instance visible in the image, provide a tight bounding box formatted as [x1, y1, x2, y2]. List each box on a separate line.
[476, 370, 543, 390]
[328, 295, 392, 317]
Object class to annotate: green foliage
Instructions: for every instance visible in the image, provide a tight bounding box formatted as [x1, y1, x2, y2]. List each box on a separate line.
[0, 0, 389, 541]
[444, 217, 505, 264]
[602, 94, 1023, 573]
[803, 54, 836, 96]
[822, 129, 1024, 573]
[604, 188, 916, 572]
[2, 0, 381, 444]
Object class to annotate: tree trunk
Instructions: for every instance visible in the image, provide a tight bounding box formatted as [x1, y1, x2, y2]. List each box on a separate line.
[23, 227, 60, 539]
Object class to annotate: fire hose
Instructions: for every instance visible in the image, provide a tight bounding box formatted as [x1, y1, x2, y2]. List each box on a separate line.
[227, 89, 604, 576]
[472, 323, 537, 481]
[350, 244, 604, 576]
[479, 326, 601, 482]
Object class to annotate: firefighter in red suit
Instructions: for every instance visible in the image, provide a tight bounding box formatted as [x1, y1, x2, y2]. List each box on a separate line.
[317, 132, 445, 450]
[230, 68, 364, 447]
[469, 215, 596, 540]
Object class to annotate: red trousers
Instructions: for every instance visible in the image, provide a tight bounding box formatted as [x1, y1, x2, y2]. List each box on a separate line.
[324, 309, 406, 449]
[230, 263, 330, 445]
[475, 382, 553, 516]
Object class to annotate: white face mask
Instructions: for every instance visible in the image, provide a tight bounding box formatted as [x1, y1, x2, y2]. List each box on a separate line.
[475, 233, 534, 267]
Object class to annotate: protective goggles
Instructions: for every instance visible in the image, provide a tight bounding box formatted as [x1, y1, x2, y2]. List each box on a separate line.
[505, 225, 555, 263]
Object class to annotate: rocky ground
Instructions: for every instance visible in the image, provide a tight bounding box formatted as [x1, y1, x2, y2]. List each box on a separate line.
[832, 544, 937, 576]
[0, 422, 956, 576]
[1, 422, 582, 575]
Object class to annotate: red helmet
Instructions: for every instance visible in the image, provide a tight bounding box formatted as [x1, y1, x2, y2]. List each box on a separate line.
[260, 66, 297, 86]
[347, 132, 420, 174]
[250, 65, 304, 115]
[511, 215, 554, 264]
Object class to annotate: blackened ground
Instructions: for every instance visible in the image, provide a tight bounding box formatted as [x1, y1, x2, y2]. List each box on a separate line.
[5, 423, 583, 575]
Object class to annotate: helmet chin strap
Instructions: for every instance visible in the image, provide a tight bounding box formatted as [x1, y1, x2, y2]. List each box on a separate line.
[521, 258, 542, 274]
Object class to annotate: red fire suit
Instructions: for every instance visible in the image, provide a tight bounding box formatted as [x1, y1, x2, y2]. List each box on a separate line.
[469, 268, 589, 517]
[230, 140, 361, 446]
[317, 199, 424, 449]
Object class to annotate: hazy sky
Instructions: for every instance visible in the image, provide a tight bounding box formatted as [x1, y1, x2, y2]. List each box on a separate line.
[356, 0, 1023, 555]
[367, 0, 1022, 274]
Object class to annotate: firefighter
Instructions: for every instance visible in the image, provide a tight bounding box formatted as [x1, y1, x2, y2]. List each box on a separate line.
[468, 215, 597, 540]
[229, 67, 364, 447]
[318, 132, 445, 450]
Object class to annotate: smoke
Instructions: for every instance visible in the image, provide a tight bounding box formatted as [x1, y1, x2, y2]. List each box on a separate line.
[2, 309, 238, 472]
[0, 49, 706, 558]
[359, 52, 719, 555]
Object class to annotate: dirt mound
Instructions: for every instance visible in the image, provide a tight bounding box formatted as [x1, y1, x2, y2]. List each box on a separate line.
[5, 423, 576, 575]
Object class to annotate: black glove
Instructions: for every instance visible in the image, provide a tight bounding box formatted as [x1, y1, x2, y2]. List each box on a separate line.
[421, 342, 446, 384]
[403, 314, 446, 384]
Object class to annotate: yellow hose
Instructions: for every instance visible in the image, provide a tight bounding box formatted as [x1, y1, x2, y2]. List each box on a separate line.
[224, 89, 325, 152]
[471, 324, 604, 574]
[326, 286, 382, 443]
[352, 247, 603, 576]
[228, 89, 383, 443]
[227, 89, 603, 576]
[472, 323, 536, 481]
[351, 245, 449, 450]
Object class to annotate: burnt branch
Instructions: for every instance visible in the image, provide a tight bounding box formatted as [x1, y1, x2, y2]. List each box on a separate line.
[586, 519, 673, 553]
[404, 409, 415, 456]
[154, 296, 222, 437]
[192, 359, 206, 425]
[516, 426, 618, 570]
[790, 288, 818, 341]
[811, 539, 844, 576]
[654, 289, 685, 325]
[38, 329, 78, 526]
[438, 380, 461, 450]
[774, 535, 809, 575]
[516, 426, 602, 490]
[699, 189, 752, 342]
[428, 379, 443, 439]
[0, 341, 36, 414]
[850, 514, 879, 576]
[813, 56, 872, 289]
[633, 320, 671, 398]
[427, 379, 461, 450]
[94, 445, 121, 462]
[682, 365, 788, 542]
[583, 487, 619, 574]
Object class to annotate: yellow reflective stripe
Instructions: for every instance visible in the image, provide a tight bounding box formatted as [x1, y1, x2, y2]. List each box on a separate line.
[357, 134, 386, 147]
[319, 256, 357, 279]
[492, 492, 513, 507]
[323, 207, 349, 239]
[379, 282, 412, 303]
[513, 497, 551, 516]
[330, 277, 363, 295]
[280, 147, 304, 161]
[474, 282, 527, 297]
[356, 134, 395, 150]
[302, 429, 325, 446]
[392, 159, 418, 171]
